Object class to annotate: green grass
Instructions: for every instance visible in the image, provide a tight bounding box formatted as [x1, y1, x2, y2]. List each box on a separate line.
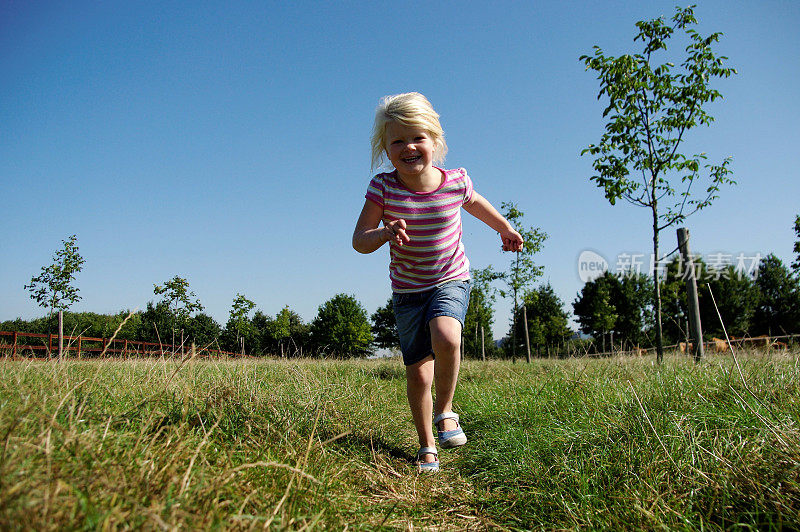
[1, 352, 798, 530]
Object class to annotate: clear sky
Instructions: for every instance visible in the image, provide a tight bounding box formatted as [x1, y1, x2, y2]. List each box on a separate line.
[2, 1, 798, 339]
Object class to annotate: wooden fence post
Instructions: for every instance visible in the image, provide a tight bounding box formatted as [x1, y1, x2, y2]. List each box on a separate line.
[677, 227, 704, 362]
[13, 331, 18, 358]
[523, 305, 531, 363]
[481, 326, 486, 361]
[58, 310, 64, 362]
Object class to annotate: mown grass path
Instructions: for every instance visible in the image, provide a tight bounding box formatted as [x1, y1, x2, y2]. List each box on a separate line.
[1, 353, 798, 530]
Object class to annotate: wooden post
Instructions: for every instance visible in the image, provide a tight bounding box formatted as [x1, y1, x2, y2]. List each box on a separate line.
[58, 311, 64, 362]
[474, 324, 478, 359]
[523, 304, 531, 363]
[511, 298, 517, 364]
[684, 318, 690, 352]
[480, 326, 486, 361]
[77, 336, 82, 359]
[13, 331, 18, 358]
[677, 227, 704, 362]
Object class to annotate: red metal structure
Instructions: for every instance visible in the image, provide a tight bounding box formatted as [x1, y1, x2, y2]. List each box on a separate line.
[0, 330, 238, 358]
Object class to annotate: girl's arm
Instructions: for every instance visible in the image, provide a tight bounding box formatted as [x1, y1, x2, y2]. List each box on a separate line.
[464, 192, 525, 252]
[352, 199, 410, 254]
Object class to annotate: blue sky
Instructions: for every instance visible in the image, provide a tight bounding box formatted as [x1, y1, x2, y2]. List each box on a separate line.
[2, 0, 798, 339]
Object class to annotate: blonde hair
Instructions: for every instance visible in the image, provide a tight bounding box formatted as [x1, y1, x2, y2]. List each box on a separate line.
[370, 92, 448, 170]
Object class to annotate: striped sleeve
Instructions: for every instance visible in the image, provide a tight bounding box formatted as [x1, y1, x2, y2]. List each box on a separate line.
[459, 168, 474, 205]
[365, 174, 385, 207]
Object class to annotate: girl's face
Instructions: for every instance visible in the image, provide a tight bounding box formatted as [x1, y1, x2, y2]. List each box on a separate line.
[384, 121, 437, 180]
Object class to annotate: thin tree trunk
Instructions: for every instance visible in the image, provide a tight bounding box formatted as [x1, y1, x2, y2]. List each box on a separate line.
[511, 252, 519, 363]
[511, 289, 517, 363]
[653, 204, 664, 364]
[523, 304, 531, 363]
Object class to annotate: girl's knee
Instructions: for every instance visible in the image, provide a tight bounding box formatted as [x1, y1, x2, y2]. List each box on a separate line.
[406, 357, 434, 388]
[432, 336, 460, 356]
[407, 371, 432, 389]
[430, 317, 461, 351]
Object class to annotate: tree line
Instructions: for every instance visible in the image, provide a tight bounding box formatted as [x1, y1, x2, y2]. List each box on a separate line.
[8, 199, 548, 359]
[573, 253, 800, 354]
[9, 211, 798, 360]
[8, 271, 375, 358]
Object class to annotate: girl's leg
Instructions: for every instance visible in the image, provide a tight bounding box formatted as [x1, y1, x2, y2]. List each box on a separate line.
[405, 355, 436, 461]
[430, 316, 462, 432]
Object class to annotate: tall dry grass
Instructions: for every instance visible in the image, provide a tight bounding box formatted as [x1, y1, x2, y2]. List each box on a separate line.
[1, 350, 798, 529]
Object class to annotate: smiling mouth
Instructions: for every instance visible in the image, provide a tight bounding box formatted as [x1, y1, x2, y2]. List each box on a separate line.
[401, 156, 421, 164]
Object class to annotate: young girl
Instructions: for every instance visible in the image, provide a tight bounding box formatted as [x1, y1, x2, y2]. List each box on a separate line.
[352, 92, 523, 472]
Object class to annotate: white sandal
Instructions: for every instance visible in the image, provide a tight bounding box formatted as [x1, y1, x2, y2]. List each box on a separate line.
[416, 446, 439, 472]
[434, 412, 467, 449]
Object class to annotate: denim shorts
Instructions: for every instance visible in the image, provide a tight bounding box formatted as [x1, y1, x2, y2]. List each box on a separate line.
[392, 280, 471, 366]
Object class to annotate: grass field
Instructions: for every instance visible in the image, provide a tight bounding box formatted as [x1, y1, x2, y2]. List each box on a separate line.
[1, 351, 798, 530]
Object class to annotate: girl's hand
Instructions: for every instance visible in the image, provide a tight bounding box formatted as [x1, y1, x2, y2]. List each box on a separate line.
[384, 219, 410, 246]
[501, 229, 524, 252]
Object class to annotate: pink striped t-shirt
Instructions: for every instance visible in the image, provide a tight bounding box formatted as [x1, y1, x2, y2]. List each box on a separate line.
[365, 167, 474, 293]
